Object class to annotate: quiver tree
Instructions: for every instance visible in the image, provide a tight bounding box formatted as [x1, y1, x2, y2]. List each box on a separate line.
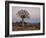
[16, 10, 29, 26]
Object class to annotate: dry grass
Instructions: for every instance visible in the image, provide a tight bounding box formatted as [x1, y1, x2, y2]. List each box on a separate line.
[12, 23, 40, 31]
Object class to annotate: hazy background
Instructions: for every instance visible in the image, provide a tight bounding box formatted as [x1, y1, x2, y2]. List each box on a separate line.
[12, 6, 40, 23]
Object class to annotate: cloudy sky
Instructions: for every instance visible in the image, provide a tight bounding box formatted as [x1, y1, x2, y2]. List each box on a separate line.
[12, 6, 40, 23]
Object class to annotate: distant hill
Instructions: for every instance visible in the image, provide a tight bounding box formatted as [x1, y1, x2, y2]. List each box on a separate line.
[13, 21, 40, 24]
[15, 21, 27, 24]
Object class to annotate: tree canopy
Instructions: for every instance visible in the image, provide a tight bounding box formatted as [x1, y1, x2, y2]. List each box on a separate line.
[16, 10, 29, 18]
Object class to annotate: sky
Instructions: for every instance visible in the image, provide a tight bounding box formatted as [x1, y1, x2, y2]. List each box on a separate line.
[12, 6, 40, 23]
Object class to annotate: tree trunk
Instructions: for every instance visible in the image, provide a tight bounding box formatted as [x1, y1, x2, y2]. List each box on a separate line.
[22, 18, 24, 26]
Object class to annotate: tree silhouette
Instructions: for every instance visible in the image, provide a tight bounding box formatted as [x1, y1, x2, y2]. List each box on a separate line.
[16, 10, 29, 26]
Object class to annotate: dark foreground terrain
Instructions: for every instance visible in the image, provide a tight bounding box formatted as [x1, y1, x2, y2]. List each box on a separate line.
[12, 23, 40, 31]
